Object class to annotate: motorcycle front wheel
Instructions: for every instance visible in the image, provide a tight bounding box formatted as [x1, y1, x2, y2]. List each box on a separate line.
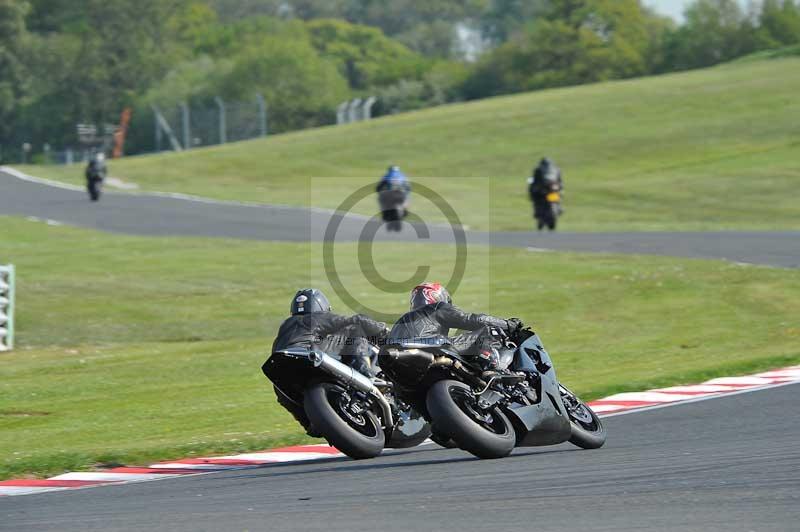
[87, 181, 101, 201]
[559, 384, 606, 449]
[426, 380, 516, 459]
[304, 383, 385, 459]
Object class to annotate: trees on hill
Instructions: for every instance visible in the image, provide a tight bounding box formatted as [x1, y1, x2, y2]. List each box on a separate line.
[2, 0, 799, 161]
[0, 0, 30, 143]
[463, 0, 671, 98]
[757, 0, 800, 47]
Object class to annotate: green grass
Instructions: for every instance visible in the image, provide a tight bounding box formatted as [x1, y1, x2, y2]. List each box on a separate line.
[19, 56, 800, 231]
[2, 216, 799, 479]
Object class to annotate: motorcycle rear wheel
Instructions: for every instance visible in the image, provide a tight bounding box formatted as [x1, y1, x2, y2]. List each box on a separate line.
[304, 383, 385, 459]
[559, 384, 606, 449]
[547, 203, 559, 230]
[427, 380, 516, 459]
[430, 431, 458, 449]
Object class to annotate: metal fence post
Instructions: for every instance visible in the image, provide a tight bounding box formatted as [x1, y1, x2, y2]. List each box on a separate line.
[181, 102, 191, 150]
[363, 96, 378, 120]
[152, 105, 183, 152]
[337, 101, 350, 124]
[214, 97, 227, 144]
[347, 98, 362, 123]
[256, 94, 268, 137]
[0, 264, 15, 351]
[155, 110, 163, 152]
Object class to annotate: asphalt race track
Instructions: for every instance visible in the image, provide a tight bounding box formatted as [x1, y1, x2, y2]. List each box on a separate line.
[2, 383, 798, 532]
[2, 169, 799, 268]
[3, 170, 800, 530]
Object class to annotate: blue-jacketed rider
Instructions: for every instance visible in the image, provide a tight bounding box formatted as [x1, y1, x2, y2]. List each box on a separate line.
[377, 166, 411, 231]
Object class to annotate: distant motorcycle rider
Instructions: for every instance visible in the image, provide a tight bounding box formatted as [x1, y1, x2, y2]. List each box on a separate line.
[85, 152, 107, 202]
[528, 157, 563, 225]
[85, 152, 107, 181]
[377, 165, 411, 232]
[389, 283, 523, 373]
[264, 289, 389, 435]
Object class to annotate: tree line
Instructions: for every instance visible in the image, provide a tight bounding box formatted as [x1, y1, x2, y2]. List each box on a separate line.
[1, 0, 798, 161]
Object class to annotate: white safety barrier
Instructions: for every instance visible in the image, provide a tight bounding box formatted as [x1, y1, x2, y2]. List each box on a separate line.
[0, 264, 15, 351]
[336, 96, 378, 125]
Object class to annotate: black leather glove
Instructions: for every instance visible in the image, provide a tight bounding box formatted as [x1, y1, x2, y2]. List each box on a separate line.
[506, 318, 524, 332]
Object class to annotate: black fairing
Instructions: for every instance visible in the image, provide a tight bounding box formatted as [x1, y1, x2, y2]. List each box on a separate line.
[262, 352, 325, 405]
[503, 333, 572, 446]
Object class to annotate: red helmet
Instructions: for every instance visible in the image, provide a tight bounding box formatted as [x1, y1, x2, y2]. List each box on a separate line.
[410, 282, 452, 311]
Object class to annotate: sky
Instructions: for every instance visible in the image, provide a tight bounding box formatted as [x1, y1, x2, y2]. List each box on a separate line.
[646, 0, 750, 21]
[645, 0, 693, 21]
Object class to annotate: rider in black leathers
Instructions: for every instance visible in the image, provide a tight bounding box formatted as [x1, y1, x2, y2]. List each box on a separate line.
[529, 157, 563, 221]
[85, 152, 107, 201]
[85, 153, 107, 180]
[264, 289, 389, 435]
[389, 283, 522, 371]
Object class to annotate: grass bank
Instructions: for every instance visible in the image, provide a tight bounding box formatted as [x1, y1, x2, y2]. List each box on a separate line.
[18, 56, 800, 231]
[1, 216, 798, 479]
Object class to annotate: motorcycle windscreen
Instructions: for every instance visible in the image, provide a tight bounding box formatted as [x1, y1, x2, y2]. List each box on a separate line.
[507, 335, 572, 446]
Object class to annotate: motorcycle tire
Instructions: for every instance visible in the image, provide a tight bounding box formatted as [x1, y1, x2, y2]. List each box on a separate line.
[88, 183, 101, 202]
[426, 380, 516, 459]
[304, 383, 385, 459]
[560, 384, 606, 450]
[430, 431, 458, 449]
[547, 204, 559, 231]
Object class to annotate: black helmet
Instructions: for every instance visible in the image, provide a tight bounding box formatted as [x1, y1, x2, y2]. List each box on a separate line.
[409, 282, 452, 311]
[291, 288, 331, 315]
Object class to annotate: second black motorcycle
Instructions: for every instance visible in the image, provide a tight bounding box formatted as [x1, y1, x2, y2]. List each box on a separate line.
[380, 324, 606, 459]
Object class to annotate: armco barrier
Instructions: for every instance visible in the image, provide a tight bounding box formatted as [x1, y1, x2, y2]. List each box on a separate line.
[0, 264, 15, 351]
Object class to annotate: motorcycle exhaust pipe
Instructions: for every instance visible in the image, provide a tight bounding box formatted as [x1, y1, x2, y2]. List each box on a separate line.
[308, 351, 394, 428]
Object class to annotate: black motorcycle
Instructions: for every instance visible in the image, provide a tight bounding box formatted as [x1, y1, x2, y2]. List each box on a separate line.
[85, 156, 106, 202]
[86, 176, 103, 202]
[263, 345, 431, 459]
[535, 184, 562, 231]
[378, 189, 408, 232]
[380, 325, 605, 459]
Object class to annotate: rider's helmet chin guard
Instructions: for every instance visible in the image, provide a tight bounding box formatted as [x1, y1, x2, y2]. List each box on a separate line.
[291, 288, 332, 316]
[409, 282, 452, 311]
